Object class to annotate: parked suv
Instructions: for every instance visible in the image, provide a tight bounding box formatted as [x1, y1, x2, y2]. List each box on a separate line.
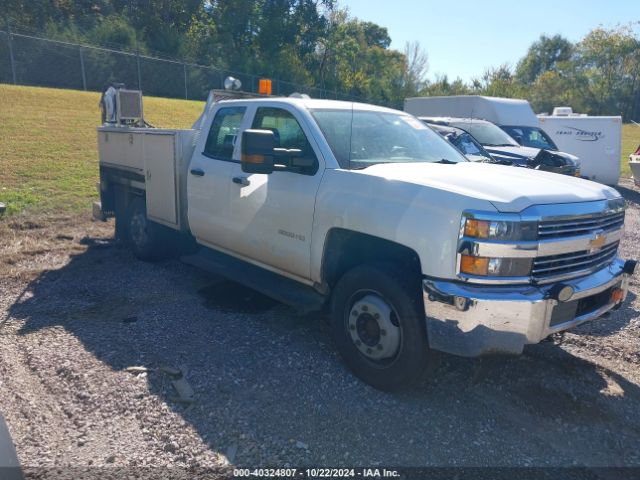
[426, 123, 496, 163]
[405, 95, 559, 150]
[500, 125, 558, 151]
[421, 117, 580, 176]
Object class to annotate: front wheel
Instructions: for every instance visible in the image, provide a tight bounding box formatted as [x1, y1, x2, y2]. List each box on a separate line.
[330, 263, 435, 391]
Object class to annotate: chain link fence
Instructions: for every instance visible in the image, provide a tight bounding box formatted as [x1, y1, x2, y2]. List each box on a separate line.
[0, 27, 375, 104]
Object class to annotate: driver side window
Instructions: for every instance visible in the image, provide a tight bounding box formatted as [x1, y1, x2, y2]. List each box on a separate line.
[251, 107, 318, 175]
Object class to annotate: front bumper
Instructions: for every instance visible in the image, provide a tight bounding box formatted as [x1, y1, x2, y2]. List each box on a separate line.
[423, 258, 632, 357]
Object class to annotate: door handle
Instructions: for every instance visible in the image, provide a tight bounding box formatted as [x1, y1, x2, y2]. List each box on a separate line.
[190, 168, 205, 177]
[232, 176, 250, 186]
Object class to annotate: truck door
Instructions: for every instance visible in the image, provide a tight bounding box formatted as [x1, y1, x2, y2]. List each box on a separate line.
[228, 106, 324, 281]
[187, 106, 248, 251]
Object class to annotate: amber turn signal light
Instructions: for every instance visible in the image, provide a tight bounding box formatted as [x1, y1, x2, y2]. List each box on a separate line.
[460, 255, 489, 276]
[611, 288, 624, 304]
[241, 153, 265, 164]
[464, 219, 490, 238]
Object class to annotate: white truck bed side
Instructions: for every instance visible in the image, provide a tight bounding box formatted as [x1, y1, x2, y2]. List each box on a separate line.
[97, 127, 197, 229]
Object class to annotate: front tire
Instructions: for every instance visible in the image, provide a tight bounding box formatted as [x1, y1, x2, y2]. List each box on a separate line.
[330, 263, 434, 391]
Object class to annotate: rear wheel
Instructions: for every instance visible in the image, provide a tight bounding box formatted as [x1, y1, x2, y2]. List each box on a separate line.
[330, 263, 435, 391]
[125, 197, 166, 261]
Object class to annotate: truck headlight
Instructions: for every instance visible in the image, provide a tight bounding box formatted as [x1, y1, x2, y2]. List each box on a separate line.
[460, 255, 532, 277]
[463, 218, 538, 241]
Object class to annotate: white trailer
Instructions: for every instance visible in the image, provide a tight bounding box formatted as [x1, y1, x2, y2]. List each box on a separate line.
[538, 108, 622, 185]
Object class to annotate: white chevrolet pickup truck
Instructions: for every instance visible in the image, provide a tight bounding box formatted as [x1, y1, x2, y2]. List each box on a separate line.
[96, 89, 635, 391]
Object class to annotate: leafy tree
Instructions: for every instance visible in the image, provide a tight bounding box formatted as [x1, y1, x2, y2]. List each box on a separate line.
[515, 34, 573, 85]
[528, 69, 587, 114]
[472, 64, 524, 98]
[574, 25, 640, 118]
[400, 41, 428, 97]
[91, 15, 140, 50]
[421, 74, 470, 97]
[314, 9, 406, 103]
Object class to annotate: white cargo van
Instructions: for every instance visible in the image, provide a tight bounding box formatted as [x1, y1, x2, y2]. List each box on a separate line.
[539, 107, 622, 185]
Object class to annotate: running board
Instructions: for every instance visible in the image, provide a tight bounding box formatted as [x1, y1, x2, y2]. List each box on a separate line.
[181, 247, 326, 313]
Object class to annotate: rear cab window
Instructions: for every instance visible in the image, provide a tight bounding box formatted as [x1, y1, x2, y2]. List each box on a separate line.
[204, 106, 247, 161]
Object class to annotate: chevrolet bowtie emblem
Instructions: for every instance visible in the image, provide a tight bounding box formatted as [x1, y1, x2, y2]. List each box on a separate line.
[589, 232, 606, 252]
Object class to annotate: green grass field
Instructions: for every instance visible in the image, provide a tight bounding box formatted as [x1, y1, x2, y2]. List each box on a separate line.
[0, 84, 203, 216]
[0, 83, 638, 217]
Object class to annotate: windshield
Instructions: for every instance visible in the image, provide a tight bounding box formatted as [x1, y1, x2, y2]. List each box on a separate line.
[500, 125, 558, 150]
[450, 132, 492, 161]
[310, 109, 467, 169]
[452, 121, 519, 147]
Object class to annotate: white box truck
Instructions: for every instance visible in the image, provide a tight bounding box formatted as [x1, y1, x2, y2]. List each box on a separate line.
[405, 95, 539, 127]
[538, 107, 622, 185]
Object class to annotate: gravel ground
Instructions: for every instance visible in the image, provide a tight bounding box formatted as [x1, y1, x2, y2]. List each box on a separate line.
[1, 180, 640, 478]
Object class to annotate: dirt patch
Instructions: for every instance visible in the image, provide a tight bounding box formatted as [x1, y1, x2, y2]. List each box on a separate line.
[8, 220, 44, 231]
[0, 213, 112, 280]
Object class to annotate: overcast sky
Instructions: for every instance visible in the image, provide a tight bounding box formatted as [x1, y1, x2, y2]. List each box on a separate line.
[342, 0, 640, 82]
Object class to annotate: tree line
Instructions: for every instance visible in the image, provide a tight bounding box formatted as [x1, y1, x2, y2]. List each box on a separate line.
[425, 27, 640, 120]
[3, 1, 639, 119]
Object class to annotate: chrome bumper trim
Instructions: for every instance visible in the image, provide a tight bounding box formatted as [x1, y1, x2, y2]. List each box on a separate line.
[423, 258, 630, 357]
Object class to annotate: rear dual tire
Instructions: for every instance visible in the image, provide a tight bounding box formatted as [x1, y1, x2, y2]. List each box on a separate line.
[124, 197, 167, 261]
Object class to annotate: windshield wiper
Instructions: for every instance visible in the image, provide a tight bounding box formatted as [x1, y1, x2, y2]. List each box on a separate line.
[434, 159, 458, 164]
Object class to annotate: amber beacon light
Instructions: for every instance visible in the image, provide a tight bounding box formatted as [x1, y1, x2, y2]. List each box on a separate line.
[258, 78, 273, 95]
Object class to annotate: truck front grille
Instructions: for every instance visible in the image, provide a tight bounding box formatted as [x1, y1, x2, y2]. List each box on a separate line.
[538, 211, 625, 239]
[532, 241, 619, 283]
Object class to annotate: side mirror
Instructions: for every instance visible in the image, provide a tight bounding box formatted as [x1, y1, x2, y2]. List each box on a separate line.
[515, 135, 523, 145]
[241, 129, 275, 174]
[277, 149, 315, 168]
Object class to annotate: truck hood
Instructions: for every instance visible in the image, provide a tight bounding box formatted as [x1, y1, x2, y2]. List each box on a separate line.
[359, 161, 619, 213]
[485, 145, 541, 161]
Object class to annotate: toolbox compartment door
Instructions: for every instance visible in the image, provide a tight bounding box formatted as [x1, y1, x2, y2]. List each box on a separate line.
[98, 130, 144, 173]
[143, 132, 178, 227]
